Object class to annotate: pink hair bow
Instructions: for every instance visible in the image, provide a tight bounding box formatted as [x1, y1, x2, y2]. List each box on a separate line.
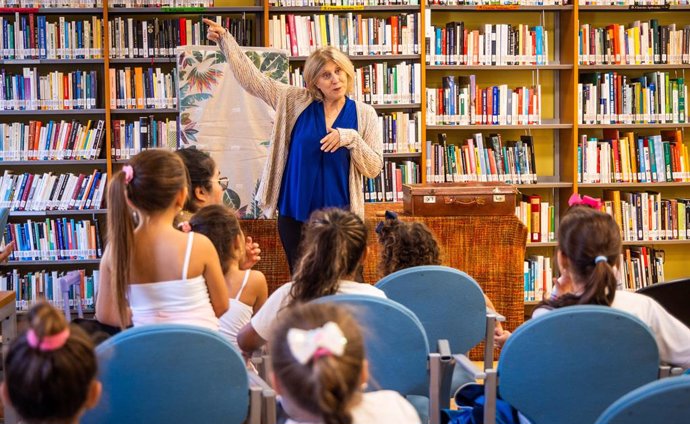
[27, 328, 70, 351]
[178, 221, 192, 233]
[287, 322, 347, 364]
[122, 165, 134, 185]
[568, 193, 602, 210]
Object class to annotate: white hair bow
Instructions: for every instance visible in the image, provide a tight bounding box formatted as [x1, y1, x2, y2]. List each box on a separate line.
[287, 322, 348, 364]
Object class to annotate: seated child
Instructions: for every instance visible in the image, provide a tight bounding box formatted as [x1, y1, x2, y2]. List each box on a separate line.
[2, 302, 101, 423]
[376, 212, 511, 346]
[532, 199, 690, 369]
[96, 149, 228, 329]
[189, 205, 268, 349]
[237, 208, 385, 354]
[270, 301, 422, 424]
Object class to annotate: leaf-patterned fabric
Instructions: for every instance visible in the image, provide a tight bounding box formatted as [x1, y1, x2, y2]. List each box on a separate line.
[177, 46, 289, 218]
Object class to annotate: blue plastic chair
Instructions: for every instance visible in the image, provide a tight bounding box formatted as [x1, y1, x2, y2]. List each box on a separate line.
[313, 294, 445, 424]
[594, 376, 690, 424]
[470, 306, 660, 424]
[376, 266, 502, 396]
[82, 324, 273, 424]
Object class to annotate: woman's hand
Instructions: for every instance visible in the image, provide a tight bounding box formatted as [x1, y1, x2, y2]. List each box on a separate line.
[494, 327, 511, 348]
[203, 18, 226, 43]
[320, 128, 342, 152]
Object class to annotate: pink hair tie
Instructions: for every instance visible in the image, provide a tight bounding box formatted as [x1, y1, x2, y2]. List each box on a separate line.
[122, 165, 134, 185]
[26, 328, 70, 351]
[568, 193, 602, 210]
[178, 221, 192, 233]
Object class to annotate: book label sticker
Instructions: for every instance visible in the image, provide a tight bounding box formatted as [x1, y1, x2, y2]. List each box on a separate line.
[493, 195, 506, 203]
[423, 196, 436, 204]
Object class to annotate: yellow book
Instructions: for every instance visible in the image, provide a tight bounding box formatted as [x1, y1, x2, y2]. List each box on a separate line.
[134, 67, 144, 109]
[124, 67, 132, 109]
[625, 132, 638, 182]
[633, 26, 640, 64]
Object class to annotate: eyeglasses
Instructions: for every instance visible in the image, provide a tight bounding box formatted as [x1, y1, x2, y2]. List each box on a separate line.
[216, 176, 229, 190]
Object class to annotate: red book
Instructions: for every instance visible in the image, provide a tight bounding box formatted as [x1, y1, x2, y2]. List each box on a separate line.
[528, 194, 541, 242]
[287, 14, 298, 57]
[179, 18, 187, 46]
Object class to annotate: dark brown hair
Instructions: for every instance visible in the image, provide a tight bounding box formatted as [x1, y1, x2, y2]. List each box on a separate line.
[189, 204, 242, 274]
[270, 302, 364, 424]
[175, 147, 217, 212]
[107, 149, 189, 327]
[539, 206, 621, 309]
[377, 219, 441, 277]
[290, 209, 368, 305]
[4, 303, 97, 423]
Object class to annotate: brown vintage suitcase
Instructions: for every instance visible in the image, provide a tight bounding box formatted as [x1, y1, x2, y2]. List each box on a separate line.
[402, 182, 519, 216]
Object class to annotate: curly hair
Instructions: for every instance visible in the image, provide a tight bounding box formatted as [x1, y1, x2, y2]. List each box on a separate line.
[377, 219, 441, 277]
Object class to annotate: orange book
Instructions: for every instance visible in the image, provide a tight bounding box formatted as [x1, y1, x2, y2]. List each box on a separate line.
[134, 67, 144, 109]
[124, 67, 132, 109]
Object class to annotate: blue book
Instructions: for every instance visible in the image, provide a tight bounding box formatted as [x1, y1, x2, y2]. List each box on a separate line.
[0, 207, 9, 245]
[492, 86, 499, 125]
[37, 16, 46, 59]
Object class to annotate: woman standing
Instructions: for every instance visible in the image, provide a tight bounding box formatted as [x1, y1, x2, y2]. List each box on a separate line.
[205, 20, 383, 273]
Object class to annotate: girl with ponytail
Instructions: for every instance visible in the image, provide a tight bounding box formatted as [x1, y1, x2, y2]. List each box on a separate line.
[533, 196, 690, 368]
[2, 302, 101, 424]
[237, 208, 385, 354]
[270, 302, 421, 424]
[95, 149, 228, 329]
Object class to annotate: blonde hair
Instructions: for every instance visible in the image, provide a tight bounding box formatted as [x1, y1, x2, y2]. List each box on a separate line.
[303, 47, 355, 101]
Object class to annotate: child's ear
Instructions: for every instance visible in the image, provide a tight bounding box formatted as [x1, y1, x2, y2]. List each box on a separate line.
[359, 246, 370, 264]
[1, 382, 12, 409]
[360, 359, 370, 386]
[84, 380, 102, 410]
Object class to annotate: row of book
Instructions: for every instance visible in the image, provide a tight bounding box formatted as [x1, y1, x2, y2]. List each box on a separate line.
[516, 195, 556, 243]
[270, 0, 420, 4]
[109, 16, 254, 59]
[0, 15, 103, 60]
[268, 13, 420, 57]
[425, 133, 538, 183]
[0, 269, 98, 312]
[0, 0, 102, 6]
[620, 246, 664, 292]
[426, 76, 542, 125]
[578, 72, 687, 125]
[379, 111, 422, 154]
[0, 68, 98, 111]
[603, 190, 690, 241]
[523, 255, 553, 302]
[578, 130, 690, 184]
[430, 0, 568, 4]
[363, 159, 421, 202]
[579, 21, 690, 65]
[289, 61, 422, 105]
[425, 22, 550, 66]
[523, 247, 666, 302]
[109, 0, 212, 6]
[3, 218, 102, 261]
[111, 117, 179, 159]
[0, 119, 105, 161]
[108, 67, 177, 110]
[579, 0, 688, 5]
[0, 170, 107, 211]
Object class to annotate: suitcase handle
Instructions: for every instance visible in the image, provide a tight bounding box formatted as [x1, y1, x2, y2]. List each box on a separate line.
[444, 197, 486, 206]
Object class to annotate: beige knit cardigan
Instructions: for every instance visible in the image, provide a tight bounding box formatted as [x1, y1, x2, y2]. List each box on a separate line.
[218, 33, 384, 219]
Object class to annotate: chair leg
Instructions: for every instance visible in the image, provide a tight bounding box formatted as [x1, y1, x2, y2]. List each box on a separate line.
[483, 369, 498, 424]
[484, 315, 496, 371]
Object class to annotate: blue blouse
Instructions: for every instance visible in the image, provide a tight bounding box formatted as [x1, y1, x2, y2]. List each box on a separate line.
[278, 97, 357, 222]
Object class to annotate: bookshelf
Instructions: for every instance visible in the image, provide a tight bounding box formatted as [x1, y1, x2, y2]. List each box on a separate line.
[575, 2, 690, 290]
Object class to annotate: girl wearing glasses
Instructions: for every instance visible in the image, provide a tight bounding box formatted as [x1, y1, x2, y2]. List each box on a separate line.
[176, 147, 261, 270]
[205, 20, 383, 274]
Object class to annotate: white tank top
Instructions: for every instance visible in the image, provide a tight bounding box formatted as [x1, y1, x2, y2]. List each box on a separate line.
[219, 269, 254, 350]
[129, 232, 219, 331]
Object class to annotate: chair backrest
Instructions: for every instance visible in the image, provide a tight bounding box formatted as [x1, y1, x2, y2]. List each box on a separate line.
[312, 294, 430, 397]
[498, 305, 660, 424]
[82, 324, 249, 424]
[594, 375, 690, 424]
[375, 265, 486, 353]
[637, 279, 690, 327]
